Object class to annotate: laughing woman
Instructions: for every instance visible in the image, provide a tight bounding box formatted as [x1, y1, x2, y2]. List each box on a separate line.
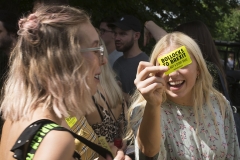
[127, 32, 240, 159]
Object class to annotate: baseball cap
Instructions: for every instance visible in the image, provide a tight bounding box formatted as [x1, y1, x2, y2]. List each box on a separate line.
[111, 15, 142, 32]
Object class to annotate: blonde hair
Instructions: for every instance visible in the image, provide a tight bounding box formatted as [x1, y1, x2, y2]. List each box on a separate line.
[1, 6, 96, 121]
[93, 39, 123, 108]
[126, 32, 227, 139]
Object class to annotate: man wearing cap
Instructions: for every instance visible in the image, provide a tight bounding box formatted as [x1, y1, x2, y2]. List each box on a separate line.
[111, 15, 149, 102]
[99, 17, 123, 67]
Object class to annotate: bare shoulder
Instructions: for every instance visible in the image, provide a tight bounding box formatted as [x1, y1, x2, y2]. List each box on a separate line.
[33, 129, 75, 160]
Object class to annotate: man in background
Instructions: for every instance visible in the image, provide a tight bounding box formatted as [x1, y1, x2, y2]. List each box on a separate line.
[99, 17, 123, 67]
[111, 15, 149, 103]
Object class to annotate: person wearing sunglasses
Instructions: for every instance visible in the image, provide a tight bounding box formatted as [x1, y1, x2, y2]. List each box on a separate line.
[0, 5, 133, 160]
[99, 17, 123, 67]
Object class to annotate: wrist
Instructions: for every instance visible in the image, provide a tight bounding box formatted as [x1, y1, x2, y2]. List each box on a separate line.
[144, 20, 153, 29]
[145, 101, 162, 110]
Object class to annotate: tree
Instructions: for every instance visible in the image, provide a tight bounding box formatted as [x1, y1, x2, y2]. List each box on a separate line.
[69, 0, 239, 35]
[215, 8, 240, 42]
[0, 0, 239, 41]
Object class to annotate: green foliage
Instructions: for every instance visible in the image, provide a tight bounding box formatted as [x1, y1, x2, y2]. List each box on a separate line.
[0, 0, 239, 46]
[215, 8, 240, 42]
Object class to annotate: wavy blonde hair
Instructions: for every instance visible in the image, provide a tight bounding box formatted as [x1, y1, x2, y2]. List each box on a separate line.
[126, 32, 228, 140]
[93, 39, 123, 108]
[0, 6, 96, 121]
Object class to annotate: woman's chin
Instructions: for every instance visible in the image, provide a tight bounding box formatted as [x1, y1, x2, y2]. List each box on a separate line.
[90, 87, 98, 95]
[166, 91, 183, 100]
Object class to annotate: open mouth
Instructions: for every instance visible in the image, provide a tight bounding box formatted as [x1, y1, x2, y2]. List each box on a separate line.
[94, 74, 100, 80]
[168, 80, 185, 88]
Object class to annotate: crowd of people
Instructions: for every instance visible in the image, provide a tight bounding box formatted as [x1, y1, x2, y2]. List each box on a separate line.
[0, 1, 239, 160]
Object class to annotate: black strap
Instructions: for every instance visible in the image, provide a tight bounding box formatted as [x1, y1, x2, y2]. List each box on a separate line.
[11, 119, 113, 159]
[53, 127, 113, 159]
[92, 92, 118, 122]
[95, 92, 126, 137]
[92, 96, 104, 121]
[11, 119, 62, 160]
[99, 92, 118, 122]
[11, 119, 55, 152]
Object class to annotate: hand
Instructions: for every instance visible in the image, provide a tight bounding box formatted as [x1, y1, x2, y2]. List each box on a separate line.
[134, 61, 168, 107]
[107, 143, 131, 160]
[143, 20, 167, 45]
[113, 150, 132, 160]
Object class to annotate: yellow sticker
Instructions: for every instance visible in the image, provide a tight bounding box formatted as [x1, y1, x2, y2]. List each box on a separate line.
[98, 136, 112, 153]
[157, 46, 192, 75]
[65, 116, 77, 128]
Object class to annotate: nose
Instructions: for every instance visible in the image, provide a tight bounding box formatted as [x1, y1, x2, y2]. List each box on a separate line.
[168, 70, 179, 77]
[101, 56, 108, 66]
[114, 33, 120, 40]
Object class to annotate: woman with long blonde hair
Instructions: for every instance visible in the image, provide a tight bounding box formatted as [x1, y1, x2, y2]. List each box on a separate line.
[85, 39, 128, 153]
[127, 32, 240, 159]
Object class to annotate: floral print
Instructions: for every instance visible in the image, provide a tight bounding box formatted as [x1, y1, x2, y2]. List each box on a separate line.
[132, 95, 240, 160]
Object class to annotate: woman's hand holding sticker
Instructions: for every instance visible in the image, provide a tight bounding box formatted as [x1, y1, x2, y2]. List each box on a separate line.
[134, 61, 168, 107]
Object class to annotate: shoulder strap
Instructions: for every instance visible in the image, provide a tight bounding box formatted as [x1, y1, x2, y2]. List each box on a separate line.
[11, 119, 59, 160]
[92, 96, 104, 121]
[99, 92, 118, 122]
[11, 119, 113, 160]
[52, 127, 113, 159]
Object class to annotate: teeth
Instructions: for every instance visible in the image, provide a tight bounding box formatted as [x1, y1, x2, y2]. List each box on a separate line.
[169, 81, 183, 86]
[94, 75, 99, 79]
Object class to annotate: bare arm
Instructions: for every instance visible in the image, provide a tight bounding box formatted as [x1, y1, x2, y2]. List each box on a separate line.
[144, 21, 167, 46]
[137, 102, 162, 157]
[134, 62, 168, 157]
[33, 130, 75, 160]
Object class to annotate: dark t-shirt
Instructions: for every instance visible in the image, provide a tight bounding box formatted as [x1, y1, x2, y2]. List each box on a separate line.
[113, 52, 149, 95]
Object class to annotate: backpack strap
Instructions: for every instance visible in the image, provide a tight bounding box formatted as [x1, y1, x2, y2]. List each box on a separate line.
[53, 126, 113, 159]
[10, 119, 60, 160]
[10, 119, 113, 160]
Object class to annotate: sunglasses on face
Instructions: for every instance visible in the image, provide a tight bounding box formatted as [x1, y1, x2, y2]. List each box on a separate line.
[80, 45, 105, 63]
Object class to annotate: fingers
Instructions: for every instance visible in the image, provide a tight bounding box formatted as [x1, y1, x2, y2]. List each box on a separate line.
[135, 76, 165, 95]
[124, 155, 132, 160]
[134, 62, 168, 105]
[135, 62, 168, 83]
[136, 61, 154, 75]
[114, 149, 125, 160]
